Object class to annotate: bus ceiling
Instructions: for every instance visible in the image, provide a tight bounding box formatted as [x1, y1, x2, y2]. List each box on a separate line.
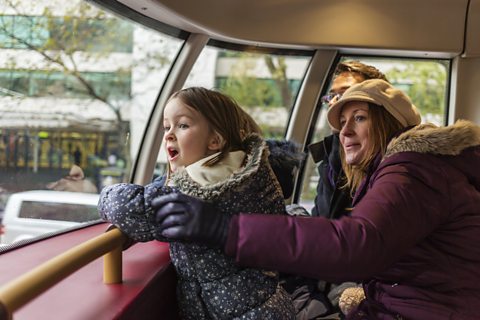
[104, 0, 480, 58]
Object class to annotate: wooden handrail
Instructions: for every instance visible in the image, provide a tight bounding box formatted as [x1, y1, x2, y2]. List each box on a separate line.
[0, 227, 127, 319]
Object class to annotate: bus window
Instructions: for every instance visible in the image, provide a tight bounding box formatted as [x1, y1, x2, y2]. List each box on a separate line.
[154, 45, 312, 177]
[299, 57, 450, 212]
[186, 46, 312, 136]
[0, 0, 184, 244]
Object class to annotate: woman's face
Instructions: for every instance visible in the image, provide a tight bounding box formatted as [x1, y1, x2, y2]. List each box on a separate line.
[339, 101, 371, 165]
[163, 98, 219, 172]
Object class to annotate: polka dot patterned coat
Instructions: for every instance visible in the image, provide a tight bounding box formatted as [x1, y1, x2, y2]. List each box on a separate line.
[99, 135, 295, 320]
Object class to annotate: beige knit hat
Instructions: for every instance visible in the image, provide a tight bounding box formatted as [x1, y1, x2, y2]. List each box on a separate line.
[327, 79, 422, 131]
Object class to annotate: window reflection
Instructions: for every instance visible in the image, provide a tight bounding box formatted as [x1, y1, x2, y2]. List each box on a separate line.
[0, 0, 184, 244]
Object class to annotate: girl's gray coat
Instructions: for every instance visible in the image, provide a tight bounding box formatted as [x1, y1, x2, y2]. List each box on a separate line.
[99, 134, 294, 320]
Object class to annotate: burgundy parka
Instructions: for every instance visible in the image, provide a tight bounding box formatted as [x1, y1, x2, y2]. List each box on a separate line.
[225, 121, 480, 319]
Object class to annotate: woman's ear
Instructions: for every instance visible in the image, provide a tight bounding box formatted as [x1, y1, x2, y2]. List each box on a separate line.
[208, 132, 225, 151]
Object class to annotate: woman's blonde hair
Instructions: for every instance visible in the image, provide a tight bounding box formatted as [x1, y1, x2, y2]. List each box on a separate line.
[167, 87, 262, 167]
[342, 103, 405, 193]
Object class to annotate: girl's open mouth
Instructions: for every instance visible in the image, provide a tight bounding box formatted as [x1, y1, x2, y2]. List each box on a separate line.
[167, 147, 179, 160]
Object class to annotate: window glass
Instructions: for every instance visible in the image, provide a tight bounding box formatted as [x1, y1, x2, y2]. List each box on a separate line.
[19, 201, 98, 222]
[154, 45, 312, 177]
[298, 57, 450, 212]
[185, 47, 311, 137]
[0, 0, 184, 244]
[0, 15, 132, 52]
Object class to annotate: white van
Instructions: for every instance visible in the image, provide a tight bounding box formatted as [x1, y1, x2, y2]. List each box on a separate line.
[1, 190, 100, 244]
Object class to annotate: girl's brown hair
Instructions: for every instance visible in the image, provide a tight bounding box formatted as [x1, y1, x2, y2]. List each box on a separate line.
[168, 87, 262, 166]
[342, 103, 404, 193]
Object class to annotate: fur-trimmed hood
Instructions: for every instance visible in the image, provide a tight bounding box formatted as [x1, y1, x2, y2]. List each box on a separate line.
[385, 120, 480, 158]
[384, 119, 480, 189]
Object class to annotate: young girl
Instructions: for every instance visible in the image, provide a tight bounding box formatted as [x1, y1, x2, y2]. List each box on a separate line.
[99, 87, 295, 320]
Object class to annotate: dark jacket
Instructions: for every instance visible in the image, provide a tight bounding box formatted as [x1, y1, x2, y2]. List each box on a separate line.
[266, 139, 305, 199]
[99, 135, 295, 320]
[225, 121, 480, 319]
[309, 134, 352, 219]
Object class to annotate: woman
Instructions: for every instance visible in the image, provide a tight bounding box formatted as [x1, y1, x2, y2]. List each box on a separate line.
[153, 80, 480, 319]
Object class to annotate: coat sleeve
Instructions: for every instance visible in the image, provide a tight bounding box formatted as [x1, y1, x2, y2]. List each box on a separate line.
[226, 160, 451, 282]
[98, 179, 173, 242]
